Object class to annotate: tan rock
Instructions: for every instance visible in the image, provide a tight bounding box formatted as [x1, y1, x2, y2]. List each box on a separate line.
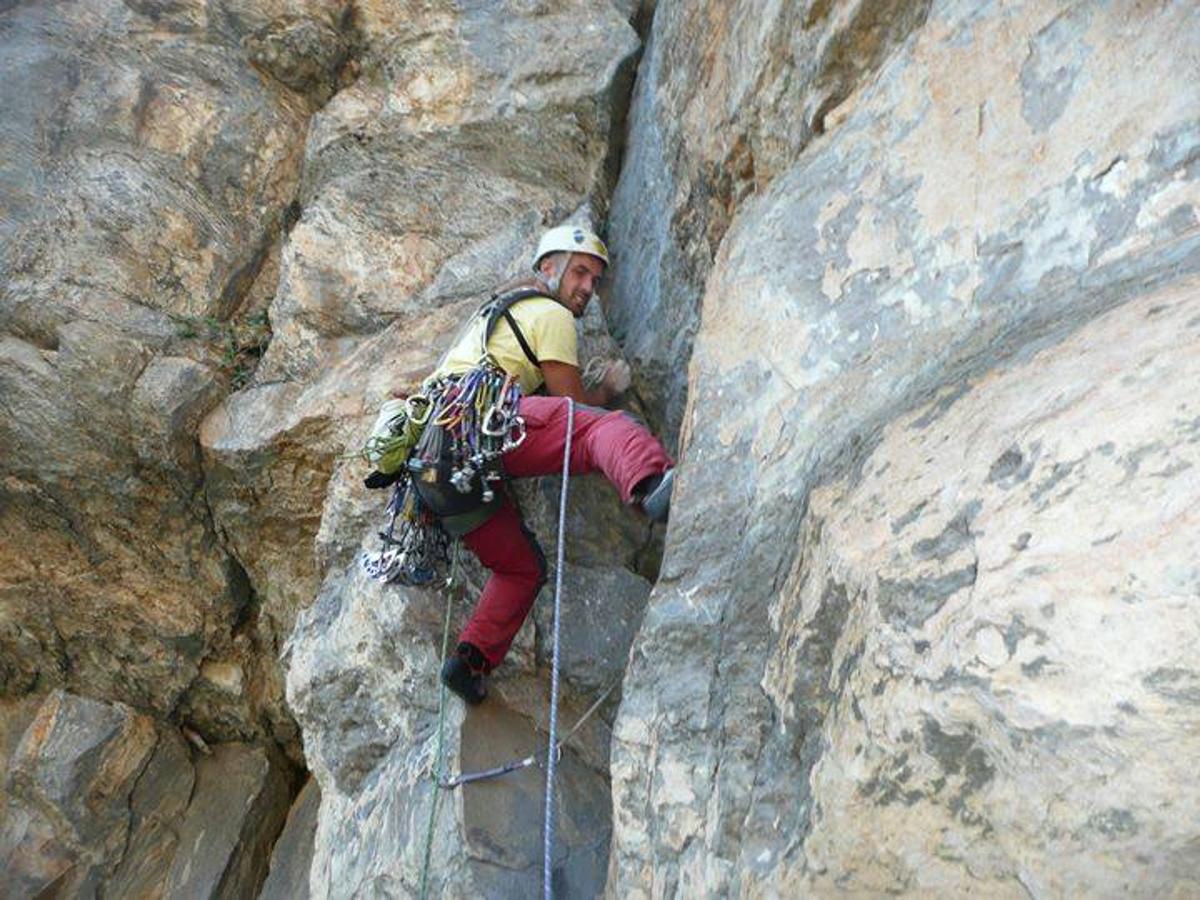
[0, 0, 351, 733]
[1, 691, 157, 895]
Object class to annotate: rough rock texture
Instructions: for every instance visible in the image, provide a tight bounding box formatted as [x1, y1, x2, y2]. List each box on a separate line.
[607, 0, 934, 443]
[1, 5, 335, 887]
[286, 544, 631, 896]
[0, 690, 296, 899]
[246, 2, 650, 896]
[106, 727, 197, 899]
[5, 0, 1199, 896]
[772, 276, 1200, 896]
[166, 742, 295, 899]
[609, 0, 1200, 895]
[260, 777, 322, 900]
[199, 0, 644, 650]
[0, 0, 353, 742]
[2, 690, 158, 896]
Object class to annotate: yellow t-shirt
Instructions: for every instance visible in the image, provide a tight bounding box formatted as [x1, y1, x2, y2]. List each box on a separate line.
[435, 295, 577, 394]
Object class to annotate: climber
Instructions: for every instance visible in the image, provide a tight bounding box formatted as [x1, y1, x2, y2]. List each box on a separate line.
[420, 225, 674, 705]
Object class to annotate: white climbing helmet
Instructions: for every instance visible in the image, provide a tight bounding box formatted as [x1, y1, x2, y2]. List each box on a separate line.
[532, 225, 609, 271]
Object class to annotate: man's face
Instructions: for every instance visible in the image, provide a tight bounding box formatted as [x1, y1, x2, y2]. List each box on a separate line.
[554, 253, 606, 318]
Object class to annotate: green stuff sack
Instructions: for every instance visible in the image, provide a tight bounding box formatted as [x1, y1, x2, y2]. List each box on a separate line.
[362, 396, 431, 475]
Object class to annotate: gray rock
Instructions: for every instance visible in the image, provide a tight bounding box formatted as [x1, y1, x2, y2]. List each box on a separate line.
[606, 0, 934, 446]
[260, 777, 322, 900]
[165, 742, 294, 900]
[459, 700, 611, 896]
[0, 696, 67, 897]
[756, 278, 1200, 895]
[532, 564, 652, 695]
[106, 730, 196, 900]
[608, 0, 1200, 894]
[0, 691, 157, 895]
[286, 549, 624, 897]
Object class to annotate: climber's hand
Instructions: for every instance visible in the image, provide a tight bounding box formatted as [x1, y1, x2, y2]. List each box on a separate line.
[601, 359, 632, 397]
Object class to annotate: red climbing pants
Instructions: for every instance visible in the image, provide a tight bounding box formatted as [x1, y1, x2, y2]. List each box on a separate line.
[458, 395, 673, 670]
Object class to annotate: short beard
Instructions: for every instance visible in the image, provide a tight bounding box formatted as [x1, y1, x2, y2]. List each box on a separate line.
[537, 252, 568, 297]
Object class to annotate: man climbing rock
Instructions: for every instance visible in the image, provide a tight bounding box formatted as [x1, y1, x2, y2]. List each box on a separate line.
[419, 225, 675, 705]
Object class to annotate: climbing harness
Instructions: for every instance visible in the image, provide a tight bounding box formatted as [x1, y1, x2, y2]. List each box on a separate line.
[542, 396, 573, 900]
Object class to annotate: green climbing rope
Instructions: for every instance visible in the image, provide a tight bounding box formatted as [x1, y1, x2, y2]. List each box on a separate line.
[419, 544, 459, 900]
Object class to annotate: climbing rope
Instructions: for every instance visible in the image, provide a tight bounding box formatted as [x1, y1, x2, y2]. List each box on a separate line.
[542, 397, 574, 900]
[416, 397, 577, 899]
[418, 545, 459, 900]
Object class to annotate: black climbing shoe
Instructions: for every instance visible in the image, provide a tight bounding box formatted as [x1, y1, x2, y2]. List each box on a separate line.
[637, 468, 675, 524]
[441, 645, 487, 705]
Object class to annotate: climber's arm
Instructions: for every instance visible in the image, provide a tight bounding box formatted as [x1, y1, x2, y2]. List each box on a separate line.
[540, 360, 613, 407]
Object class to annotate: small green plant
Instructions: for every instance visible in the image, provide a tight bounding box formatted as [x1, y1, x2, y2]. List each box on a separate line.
[171, 310, 272, 389]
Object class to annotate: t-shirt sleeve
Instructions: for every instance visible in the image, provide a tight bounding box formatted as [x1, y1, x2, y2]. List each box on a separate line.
[529, 303, 579, 367]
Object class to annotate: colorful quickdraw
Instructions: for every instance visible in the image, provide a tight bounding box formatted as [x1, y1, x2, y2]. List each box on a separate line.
[360, 359, 526, 584]
[413, 360, 526, 503]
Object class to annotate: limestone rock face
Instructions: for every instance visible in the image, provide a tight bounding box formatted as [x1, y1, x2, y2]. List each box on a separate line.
[285, 538, 636, 896]
[5, 0, 1199, 896]
[773, 277, 1200, 896]
[0, 690, 295, 899]
[106, 728, 197, 899]
[0, 0, 352, 736]
[606, 0, 934, 444]
[609, 0, 1200, 894]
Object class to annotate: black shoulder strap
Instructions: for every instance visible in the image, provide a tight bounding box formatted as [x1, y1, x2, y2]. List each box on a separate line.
[479, 288, 546, 367]
[501, 309, 539, 367]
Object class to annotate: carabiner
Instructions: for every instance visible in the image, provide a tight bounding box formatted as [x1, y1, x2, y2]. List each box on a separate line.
[503, 417, 527, 450]
[406, 395, 432, 425]
[481, 405, 509, 436]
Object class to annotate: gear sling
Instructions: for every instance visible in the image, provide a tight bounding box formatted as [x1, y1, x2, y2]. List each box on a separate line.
[407, 287, 546, 535]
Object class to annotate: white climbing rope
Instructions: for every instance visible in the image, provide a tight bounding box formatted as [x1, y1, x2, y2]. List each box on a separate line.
[418, 398, 578, 898]
[542, 397, 574, 900]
